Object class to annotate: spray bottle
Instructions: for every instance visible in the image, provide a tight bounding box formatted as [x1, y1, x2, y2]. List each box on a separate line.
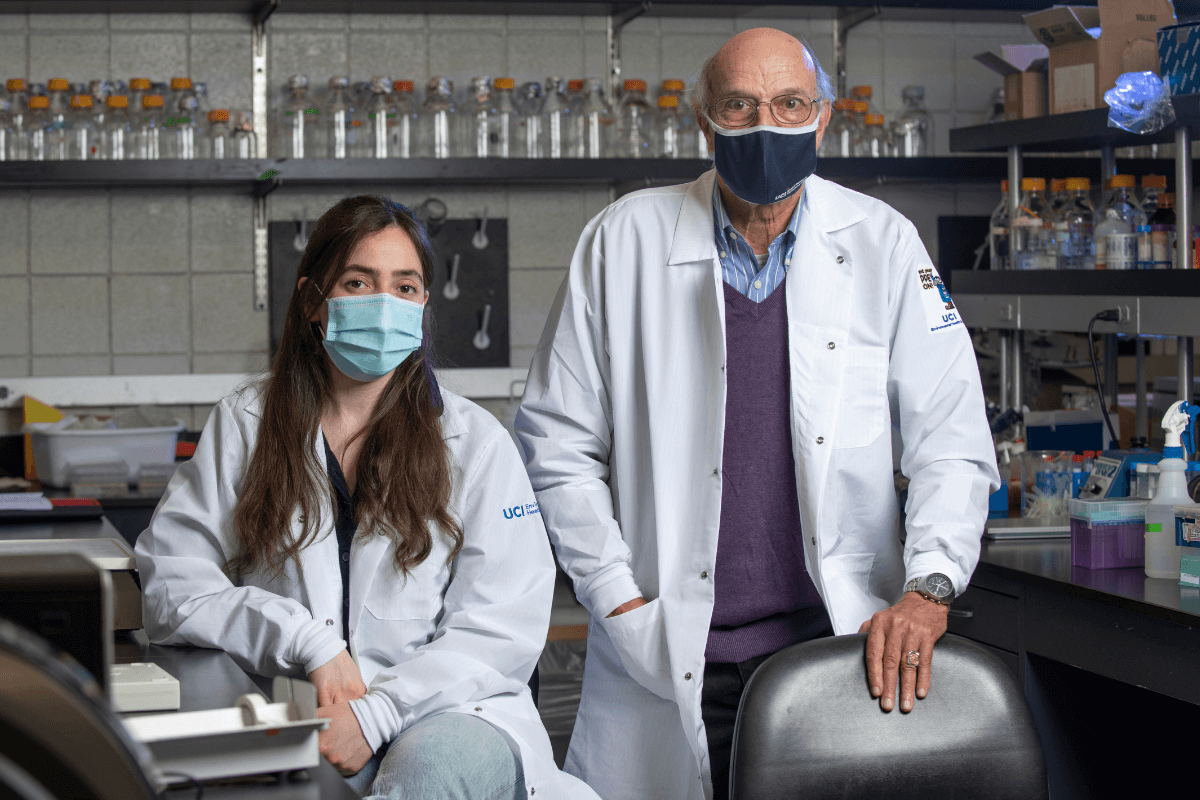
[1146, 400, 1200, 578]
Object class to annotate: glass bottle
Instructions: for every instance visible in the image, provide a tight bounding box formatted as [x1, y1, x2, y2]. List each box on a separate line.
[1012, 177, 1055, 270]
[0, 95, 11, 161]
[1046, 178, 1068, 262]
[278, 75, 320, 159]
[1150, 192, 1176, 270]
[1140, 174, 1166, 216]
[128, 78, 151, 120]
[365, 76, 395, 159]
[616, 79, 653, 158]
[68, 94, 96, 160]
[855, 113, 887, 157]
[518, 81, 545, 158]
[167, 95, 201, 159]
[1094, 174, 1144, 270]
[193, 82, 210, 120]
[460, 76, 497, 158]
[661, 79, 700, 158]
[542, 77, 570, 159]
[892, 85, 932, 157]
[573, 78, 613, 159]
[417, 77, 455, 159]
[167, 77, 193, 118]
[820, 98, 855, 158]
[850, 85, 878, 117]
[45, 78, 71, 161]
[205, 109, 232, 159]
[87, 80, 112, 141]
[26, 94, 49, 161]
[100, 95, 132, 160]
[231, 110, 257, 158]
[654, 94, 681, 158]
[989, 180, 1010, 271]
[565, 79, 587, 157]
[5, 79, 29, 160]
[1057, 178, 1095, 270]
[325, 76, 356, 159]
[388, 80, 416, 158]
[136, 94, 163, 160]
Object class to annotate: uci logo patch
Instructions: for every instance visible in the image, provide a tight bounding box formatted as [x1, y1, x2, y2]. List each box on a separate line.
[503, 502, 540, 520]
[917, 266, 962, 335]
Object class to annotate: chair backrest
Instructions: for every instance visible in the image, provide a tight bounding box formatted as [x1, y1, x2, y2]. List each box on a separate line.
[729, 633, 1047, 800]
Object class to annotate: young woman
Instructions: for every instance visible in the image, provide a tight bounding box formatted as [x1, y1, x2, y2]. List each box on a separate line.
[136, 196, 598, 800]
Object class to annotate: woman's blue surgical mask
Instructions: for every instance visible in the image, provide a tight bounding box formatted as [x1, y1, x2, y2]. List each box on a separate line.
[706, 114, 820, 206]
[322, 293, 425, 382]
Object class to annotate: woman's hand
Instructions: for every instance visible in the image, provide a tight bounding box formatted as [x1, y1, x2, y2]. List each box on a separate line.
[308, 650, 368, 707]
[316, 701, 374, 775]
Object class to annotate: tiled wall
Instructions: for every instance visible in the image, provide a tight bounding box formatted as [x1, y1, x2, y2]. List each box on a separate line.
[0, 10, 1036, 426]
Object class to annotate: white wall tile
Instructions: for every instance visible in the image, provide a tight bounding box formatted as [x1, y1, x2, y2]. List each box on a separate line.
[509, 268, 566, 348]
[269, 14, 347, 31]
[190, 13, 250, 32]
[583, 32, 608, 82]
[349, 31, 428, 86]
[192, 194, 253, 272]
[428, 31, 505, 82]
[30, 194, 109, 275]
[111, 33, 188, 85]
[28, 13, 106, 30]
[843, 32, 882, 102]
[0, 14, 26, 31]
[508, 15, 583, 33]
[31, 275, 109, 355]
[30, 33, 109, 83]
[109, 13, 188, 31]
[111, 274, 190, 354]
[0, 277, 29, 356]
[0, 34, 27, 80]
[882, 35, 954, 113]
[112, 194, 188, 273]
[350, 13, 426, 30]
[616, 32, 660, 88]
[508, 32, 584, 84]
[953, 36, 1011, 119]
[190, 32, 253, 113]
[114, 354, 190, 374]
[192, 273, 269, 352]
[271, 31, 349, 87]
[32, 355, 111, 376]
[661, 34, 722, 87]
[508, 188, 583, 269]
[428, 14, 505, 30]
[0, 195, 28, 276]
[193, 351, 270, 373]
[0, 357, 30, 377]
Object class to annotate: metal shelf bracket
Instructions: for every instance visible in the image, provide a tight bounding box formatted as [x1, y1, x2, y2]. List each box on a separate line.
[607, 1, 652, 103]
[832, 6, 881, 99]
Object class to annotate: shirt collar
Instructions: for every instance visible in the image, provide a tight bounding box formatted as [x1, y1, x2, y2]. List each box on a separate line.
[712, 180, 805, 252]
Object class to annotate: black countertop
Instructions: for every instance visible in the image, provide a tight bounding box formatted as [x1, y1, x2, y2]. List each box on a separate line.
[977, 538, 1200, 628]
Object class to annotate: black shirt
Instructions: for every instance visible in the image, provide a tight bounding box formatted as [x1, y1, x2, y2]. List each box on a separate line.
[323, 435, 356, 638]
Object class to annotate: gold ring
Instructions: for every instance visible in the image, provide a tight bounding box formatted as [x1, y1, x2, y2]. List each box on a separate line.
[904, 650, 920, 668]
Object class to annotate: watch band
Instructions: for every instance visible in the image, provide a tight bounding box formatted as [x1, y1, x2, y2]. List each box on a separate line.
[905, 575, 954, 605]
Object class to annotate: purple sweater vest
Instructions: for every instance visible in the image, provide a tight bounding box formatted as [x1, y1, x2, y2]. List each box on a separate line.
[705, 278, 825, 664]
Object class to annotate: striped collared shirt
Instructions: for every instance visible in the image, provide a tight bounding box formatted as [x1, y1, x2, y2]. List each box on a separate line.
[713, 181, 805, 303]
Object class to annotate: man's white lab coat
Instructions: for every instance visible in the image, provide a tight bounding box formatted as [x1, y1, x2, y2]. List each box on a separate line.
[516, 170, 1001, 800]
[136, 385, 600, 800]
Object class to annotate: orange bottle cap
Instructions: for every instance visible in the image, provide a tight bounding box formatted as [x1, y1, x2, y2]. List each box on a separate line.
[833, 98, 854, 110]
[28, 96, 49, 108]
[658, 95, 679, 108]
[1002, 180, 1008, 192]
[568, 79, 584, 91]
[1141, 174, 1167, 189]
[865, 113, 884, 125]
[624, 79, 647, 92]
[493, 77, 515, 90]
[107, 95, 129, 108]
[129, 78, 151, 90]
[1021, 177, 1046, 191]
[1111, 174, 1135, 188]
[142, 95, 163, 107]
[662, 79, 685, 92]
[209, 109, 230, 122]
[1160, 192, 1175, 207]
[1065, 177, 1090, 191]
[170, 77, 192, 90]
[851, 85, 872, 98]
[852, 101, 869, 114]
[1050, 178, 1067, 192]
[392, 80, 414, 92]
[69, 94, 92, 107]
[47, 78, 69, 91]
[6, 78, 26, 91]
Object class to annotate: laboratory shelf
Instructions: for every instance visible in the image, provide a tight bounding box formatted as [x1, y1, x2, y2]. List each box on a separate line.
[951, 270, 1200, 298]
[950, 94, 1200, 154]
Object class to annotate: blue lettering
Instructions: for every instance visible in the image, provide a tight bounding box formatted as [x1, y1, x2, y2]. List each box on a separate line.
[503, 508, 515, 520]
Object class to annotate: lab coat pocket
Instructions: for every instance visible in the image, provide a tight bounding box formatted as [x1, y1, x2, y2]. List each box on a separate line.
[598, 598, 674, 701]
[834, 345, 888, 449]
[361, 591, 440, 654]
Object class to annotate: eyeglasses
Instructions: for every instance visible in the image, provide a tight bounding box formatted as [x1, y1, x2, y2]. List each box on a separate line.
[706, 94, 820, 128]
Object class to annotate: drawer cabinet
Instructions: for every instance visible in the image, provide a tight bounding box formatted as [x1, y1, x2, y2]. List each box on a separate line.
[947, 585, 1019, 653]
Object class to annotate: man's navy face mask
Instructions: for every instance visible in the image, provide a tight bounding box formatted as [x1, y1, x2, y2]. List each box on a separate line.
[706, 113, 820, 206]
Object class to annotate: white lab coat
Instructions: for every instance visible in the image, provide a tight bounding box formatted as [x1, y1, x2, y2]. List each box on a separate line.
[515, 170, 1001, 800]
[136, 384, 600, 800]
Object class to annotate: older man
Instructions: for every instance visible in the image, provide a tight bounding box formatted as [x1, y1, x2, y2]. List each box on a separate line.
[516, 28, 1000, 800]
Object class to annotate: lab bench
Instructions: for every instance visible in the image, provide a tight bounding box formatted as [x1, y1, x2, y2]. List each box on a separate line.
[953, 538, 1200, 799]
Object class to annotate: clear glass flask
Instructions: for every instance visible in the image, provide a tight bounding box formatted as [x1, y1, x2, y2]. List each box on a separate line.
[232, 110, 257, 158]
[26, 95, 49, 161]
[325, 77, 356, 159]
[1057, 178, 1095, 270]
[45, 78, 71, 161]
[616, 79, 653, 158]
[573, 78, 613, 159]
[0, 96, 12, 161]
[1012, 177, 1056, 270]
[5, 79, 29, 160]
[128, 78, 151, 121]
[542, 77, 570, 159]
[820, 98, 856, 158]
[892, 85, 932, 157]
[1094, 174, 1145, 270]
[855, 113, 887, 157]
[518, 81, 545, 158]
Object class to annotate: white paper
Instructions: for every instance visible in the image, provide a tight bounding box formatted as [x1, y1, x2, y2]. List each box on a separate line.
[0, 493, 53, 511]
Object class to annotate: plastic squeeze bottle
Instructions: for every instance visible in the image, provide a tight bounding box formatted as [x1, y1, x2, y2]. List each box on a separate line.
[1145, 400, 1196, 578]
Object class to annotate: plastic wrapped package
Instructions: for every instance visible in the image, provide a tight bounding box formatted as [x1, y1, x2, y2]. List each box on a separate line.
[1105, 71, 1175, 134]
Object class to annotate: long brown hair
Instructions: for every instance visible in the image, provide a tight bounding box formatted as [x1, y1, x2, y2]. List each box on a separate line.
[226, 195, 462, 582]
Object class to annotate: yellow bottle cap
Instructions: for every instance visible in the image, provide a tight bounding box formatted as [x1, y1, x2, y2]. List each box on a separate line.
[170, 77, 192, 90]
[28, 96, 49, 108]
[142, 94, 164, 108]
[493, 77, 515, 90]
[6, 78, 26, 91]
[662, 79, 685, 92]
[69, 94, 92, 108]
[1065, 177, 1090, 191]
[624, 79, 647, 92]
[852, 101, 869, 114]
[1021, 177, 1046, 191]
[658, 95, 679, 108]
[107, 95, 129, 108]
[129, 78, 151, 90]
[47, 78, 69, 91]
[1111, 174, 1135, 188]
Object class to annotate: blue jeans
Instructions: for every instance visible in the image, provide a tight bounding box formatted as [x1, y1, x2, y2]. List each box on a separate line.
[344, 712, 525, 800]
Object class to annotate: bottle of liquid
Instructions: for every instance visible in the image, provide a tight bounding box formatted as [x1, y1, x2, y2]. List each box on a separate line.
[5, 79, 29, 161]
[542, 77, 570, 159]
[1150, 192, 1177, 270]
[167, 94, 200, 159]
[0, 95, 12, 161]
[417, 77, 455, 159]
[99, 95, 132, 160]
[1057, 177, 1095, 270]
[364, 76, 394, 159]
[892, 85, 932, 157]
[128, 78, 151, 122]
[850, 85, 878, 117]
[1094, 174, 1145, 270]
[1140, 174, 1166, 217]
[205, 109, 231, 159]
[856, 113, 887, 157]
[192, 82, 210, 121]
[661, 79, 701, 158]
[231, 110, 257, 158]
[1146, 401, 1194, 579]
[388, 80, 415, 158]
[86, 80, 112, 144]
[654, 94, 681, 158]
[460, 76, 497, 158]
[989, 180, 1010, 271]
[278, 75, 319, 159]
[1048, 179, 1069, 216]
[1012, 177, 1055, 270]
[616, 79, 653, 158]
[820, 98, 856, 158]
[490, 78, 518, 158]
[136, 93, 163, 160]
[45, 78, 71, 160]
[26, 94, 49, 161]
[325, 76, 356, 159]
[68, 94, 95, 160]
[574, 78, 612, 159]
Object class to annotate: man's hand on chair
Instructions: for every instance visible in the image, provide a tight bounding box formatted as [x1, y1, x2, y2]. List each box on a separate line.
[858, 592, 949, 713]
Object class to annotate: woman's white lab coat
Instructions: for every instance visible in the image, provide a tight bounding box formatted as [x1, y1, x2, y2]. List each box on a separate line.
[516, 170, 1001, 800]
[136, 385, 600, 800]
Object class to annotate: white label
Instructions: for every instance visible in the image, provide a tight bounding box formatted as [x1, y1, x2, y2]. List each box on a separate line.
[1138, 227, 1153, 263]
[917, 266, 962, 335]
[1079, 456, 1122, 498]
[1106, 233, 1138, 269]
[1053, 63, 1096, 113]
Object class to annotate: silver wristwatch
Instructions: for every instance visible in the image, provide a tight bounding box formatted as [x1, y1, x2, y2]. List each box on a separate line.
[904, 573, 955, 605]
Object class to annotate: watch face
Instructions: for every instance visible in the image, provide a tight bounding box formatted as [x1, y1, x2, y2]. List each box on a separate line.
[925, 573, 953, 599]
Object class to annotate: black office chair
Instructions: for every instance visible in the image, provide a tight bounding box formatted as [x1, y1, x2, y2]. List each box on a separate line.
[729, 633, 1047, 800]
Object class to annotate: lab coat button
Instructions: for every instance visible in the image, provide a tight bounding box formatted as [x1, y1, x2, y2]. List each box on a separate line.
[325, 618, 334, 626]
[701, 570, 709, 579]
[811, 537, 816, 545]
[827, 342, 835, 350]
[475, 707, 482, 712]
[685, 672, 692, 680]
[836, 255, 845, 264]
[712, 468, 718, 476]
[816, 436, 824, 444]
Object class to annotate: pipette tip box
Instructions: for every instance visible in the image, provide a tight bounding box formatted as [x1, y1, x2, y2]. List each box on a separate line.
[1069, 498, 1147, 569]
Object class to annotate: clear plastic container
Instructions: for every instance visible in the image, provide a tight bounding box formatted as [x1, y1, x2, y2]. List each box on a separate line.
[491, 78, 519, 158]
[277, 74, 319, 159]
[1022, 450, 1075, 518]
[5, 78, 29, 161]
[571, 78, 612, 159]
[654, 94, 681, 158]
[1094, 174, 1144, 270]
[1140, 174, 1166, 217]
[616, 79, 653, 158]
[1012, 177, 1056, 270]
[205, 109, 231, 159]
[542, 77, 570, 159]
[855, 113, 887, 157]
[166, 96, 200, 160]
[989, 180, 1009, 271]
[661, 79, 702, 158]
[460, 76, 497, 158]
[891, 85, 932, 157]
[1056, 177, 1095, 270]
[27, 419, 185, 488]
[231, 110, 257, 158]
[128, 78, 151, 124]
[68, 94, 96, 160]
[417, 77, 455, 159]
[1136, 175, 1166, 270]
[1069, 497, 1148, 569]
[388, 80, 416, 158]
[518, 80, 545, 158]
[324, 76, 358, 159]
[26, 94, 49, 161]
[136, 94, 163, 160]
[45, 78, 71, 161]
[86, 79, 113, 143]
[364, 75, 394, 159]
[820, 98, 856, 158]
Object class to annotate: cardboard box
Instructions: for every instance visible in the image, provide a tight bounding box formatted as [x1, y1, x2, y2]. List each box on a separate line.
[1025, 1, 1175, 114]
[1158, 20, 1200, 95]
[975, 44, 1050, 119]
